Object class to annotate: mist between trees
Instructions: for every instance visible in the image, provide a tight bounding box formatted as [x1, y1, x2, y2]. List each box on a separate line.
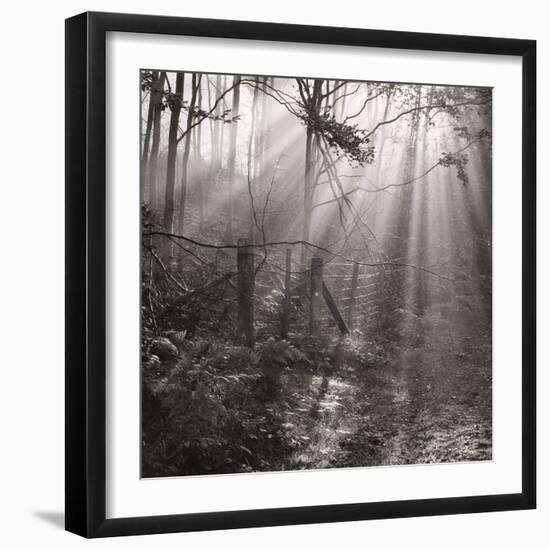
[140, 71, 492, 477]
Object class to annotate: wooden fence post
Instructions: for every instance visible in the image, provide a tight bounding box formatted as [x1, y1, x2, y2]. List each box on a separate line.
[347, 262, 360, 329]
[309, 256, 323, 335]
[280, 248, 292, 338]
[237, 238, 255, 348]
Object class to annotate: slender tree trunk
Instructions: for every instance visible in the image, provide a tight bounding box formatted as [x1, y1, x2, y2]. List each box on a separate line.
[207, 77, 217, 193]
[195, 81, 205, 233]
[303, 126, 314, 245]
[224, 75, 241, 244]
[218, 75, 227, 170]
[247, 83, 260, 242]
[214, 74, 222, 173]
[141, 71, 157, 202]
[391, 87, 422, 311]
[147, 71, 165, 211]
[163, 72, 184, 233]
[263, 77, 273, 165]
[177, 73, 201, 235]
[256, 77, 268, 197]
[142, 92, 154, 166]
[338, 82, 348, 121]
[300, 79, 323, 269]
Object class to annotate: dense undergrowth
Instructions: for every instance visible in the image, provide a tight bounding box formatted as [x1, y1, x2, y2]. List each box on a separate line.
[142, 331, 385, 477]
[142, 297, 491, 476]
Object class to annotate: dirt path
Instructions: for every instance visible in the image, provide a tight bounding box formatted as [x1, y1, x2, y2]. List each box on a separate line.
[279, 339, 492, 471]
[284, 374, 360, 470]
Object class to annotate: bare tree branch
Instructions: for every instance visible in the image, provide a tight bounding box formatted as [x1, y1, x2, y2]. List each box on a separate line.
[365, 99, 490, 139]
[144, 231, 453, 281]
[312, 135, 485, 210]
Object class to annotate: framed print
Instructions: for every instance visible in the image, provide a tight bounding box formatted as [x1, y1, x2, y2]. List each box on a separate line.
[65, 11, 536, 538]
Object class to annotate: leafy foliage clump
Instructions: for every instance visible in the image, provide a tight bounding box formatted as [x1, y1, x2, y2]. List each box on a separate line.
[304, 110, 376, 166]
[257, 338, 307, 399]
[142, 336, 303, 477]
[438, 127, 491, 186]
[438, 151, 470, 185]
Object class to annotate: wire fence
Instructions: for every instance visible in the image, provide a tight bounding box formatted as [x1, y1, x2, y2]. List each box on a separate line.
[144, 232, 449, 344]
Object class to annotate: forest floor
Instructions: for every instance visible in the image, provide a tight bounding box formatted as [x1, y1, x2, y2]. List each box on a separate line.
[142, 323, 492, 476]
[276, 336, 492, 471]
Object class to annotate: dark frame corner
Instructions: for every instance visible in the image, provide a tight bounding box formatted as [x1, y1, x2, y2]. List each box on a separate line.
[65, 11, 536, 538]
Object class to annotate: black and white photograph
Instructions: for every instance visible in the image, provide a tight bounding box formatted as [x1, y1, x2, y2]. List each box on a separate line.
[0, 0, 542, 544]
[140, 71, 493, 478]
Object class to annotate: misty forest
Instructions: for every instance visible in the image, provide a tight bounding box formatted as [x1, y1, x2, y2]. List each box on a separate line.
[141, 70, 492, 478]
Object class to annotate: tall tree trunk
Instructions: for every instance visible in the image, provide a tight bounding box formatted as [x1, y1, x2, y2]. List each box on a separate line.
[390, 87, 422, 311]
[224, 75, 241, 244]
[163, 72, 184, 233]
[147, 71, 165, 211]
[299, 79, 323, 269]
[338, 82, 348, 121]
[208, 77, 219, 184]
[214, 74, 222, 173]
[177, 73, 201, 235]
[195, 80, 205, 233]
[256, 77, 268, 196]
[247, 83, 260, 242]
[262, 77, 273, 166]
[218, 75, 227, 171]
[141, 71, 157, 203]
[302, 125, 314, 254]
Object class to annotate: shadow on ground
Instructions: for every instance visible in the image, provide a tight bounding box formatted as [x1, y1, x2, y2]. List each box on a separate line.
[33, 510, 65, 530]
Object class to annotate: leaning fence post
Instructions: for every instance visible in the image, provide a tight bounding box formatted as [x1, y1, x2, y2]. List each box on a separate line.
[280, 248, 292, 338]
[237, 238, 255, 348]
[309, 256, 323, 336]
[347, 262, 360, 329]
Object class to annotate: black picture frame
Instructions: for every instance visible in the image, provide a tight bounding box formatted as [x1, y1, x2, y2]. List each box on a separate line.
[65, 11, 536, 538]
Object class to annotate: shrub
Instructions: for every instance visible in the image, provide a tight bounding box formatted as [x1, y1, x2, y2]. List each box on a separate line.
[257, 338, 307, 399]
[142, 339, 292, 476]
